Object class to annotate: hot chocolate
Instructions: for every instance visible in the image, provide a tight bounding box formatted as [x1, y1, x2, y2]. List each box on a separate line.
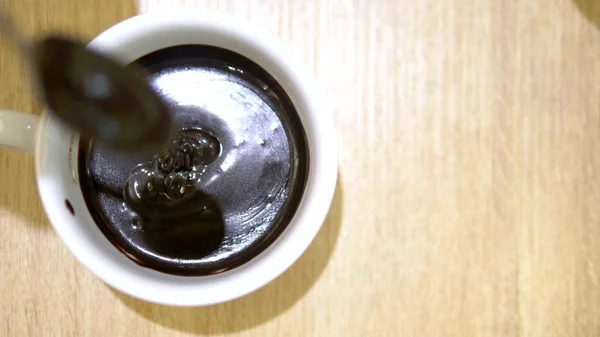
[78, 45, 309, 276]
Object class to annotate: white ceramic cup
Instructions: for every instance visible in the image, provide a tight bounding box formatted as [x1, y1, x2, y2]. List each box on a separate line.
[0, 11, 337, 306]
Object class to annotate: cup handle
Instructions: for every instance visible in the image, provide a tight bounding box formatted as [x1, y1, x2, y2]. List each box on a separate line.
[0, 109, 39, 154]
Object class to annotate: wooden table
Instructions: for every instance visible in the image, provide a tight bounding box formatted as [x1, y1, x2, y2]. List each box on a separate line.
[2, 0, 600, 336]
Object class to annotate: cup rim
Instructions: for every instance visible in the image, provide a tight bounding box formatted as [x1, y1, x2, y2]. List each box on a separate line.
[34, 10, 337, 306]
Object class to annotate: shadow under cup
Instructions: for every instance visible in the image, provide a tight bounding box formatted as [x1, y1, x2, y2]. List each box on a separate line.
[77, 44, 310, 277]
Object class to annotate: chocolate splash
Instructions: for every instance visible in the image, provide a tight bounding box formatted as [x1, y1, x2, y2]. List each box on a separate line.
[123, 128, 221, 219]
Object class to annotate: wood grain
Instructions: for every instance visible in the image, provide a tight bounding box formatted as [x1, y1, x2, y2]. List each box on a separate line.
[2, 0, 600, 335]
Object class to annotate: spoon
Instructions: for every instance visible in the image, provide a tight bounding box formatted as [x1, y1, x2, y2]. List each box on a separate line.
[0, 10, 173, 153]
